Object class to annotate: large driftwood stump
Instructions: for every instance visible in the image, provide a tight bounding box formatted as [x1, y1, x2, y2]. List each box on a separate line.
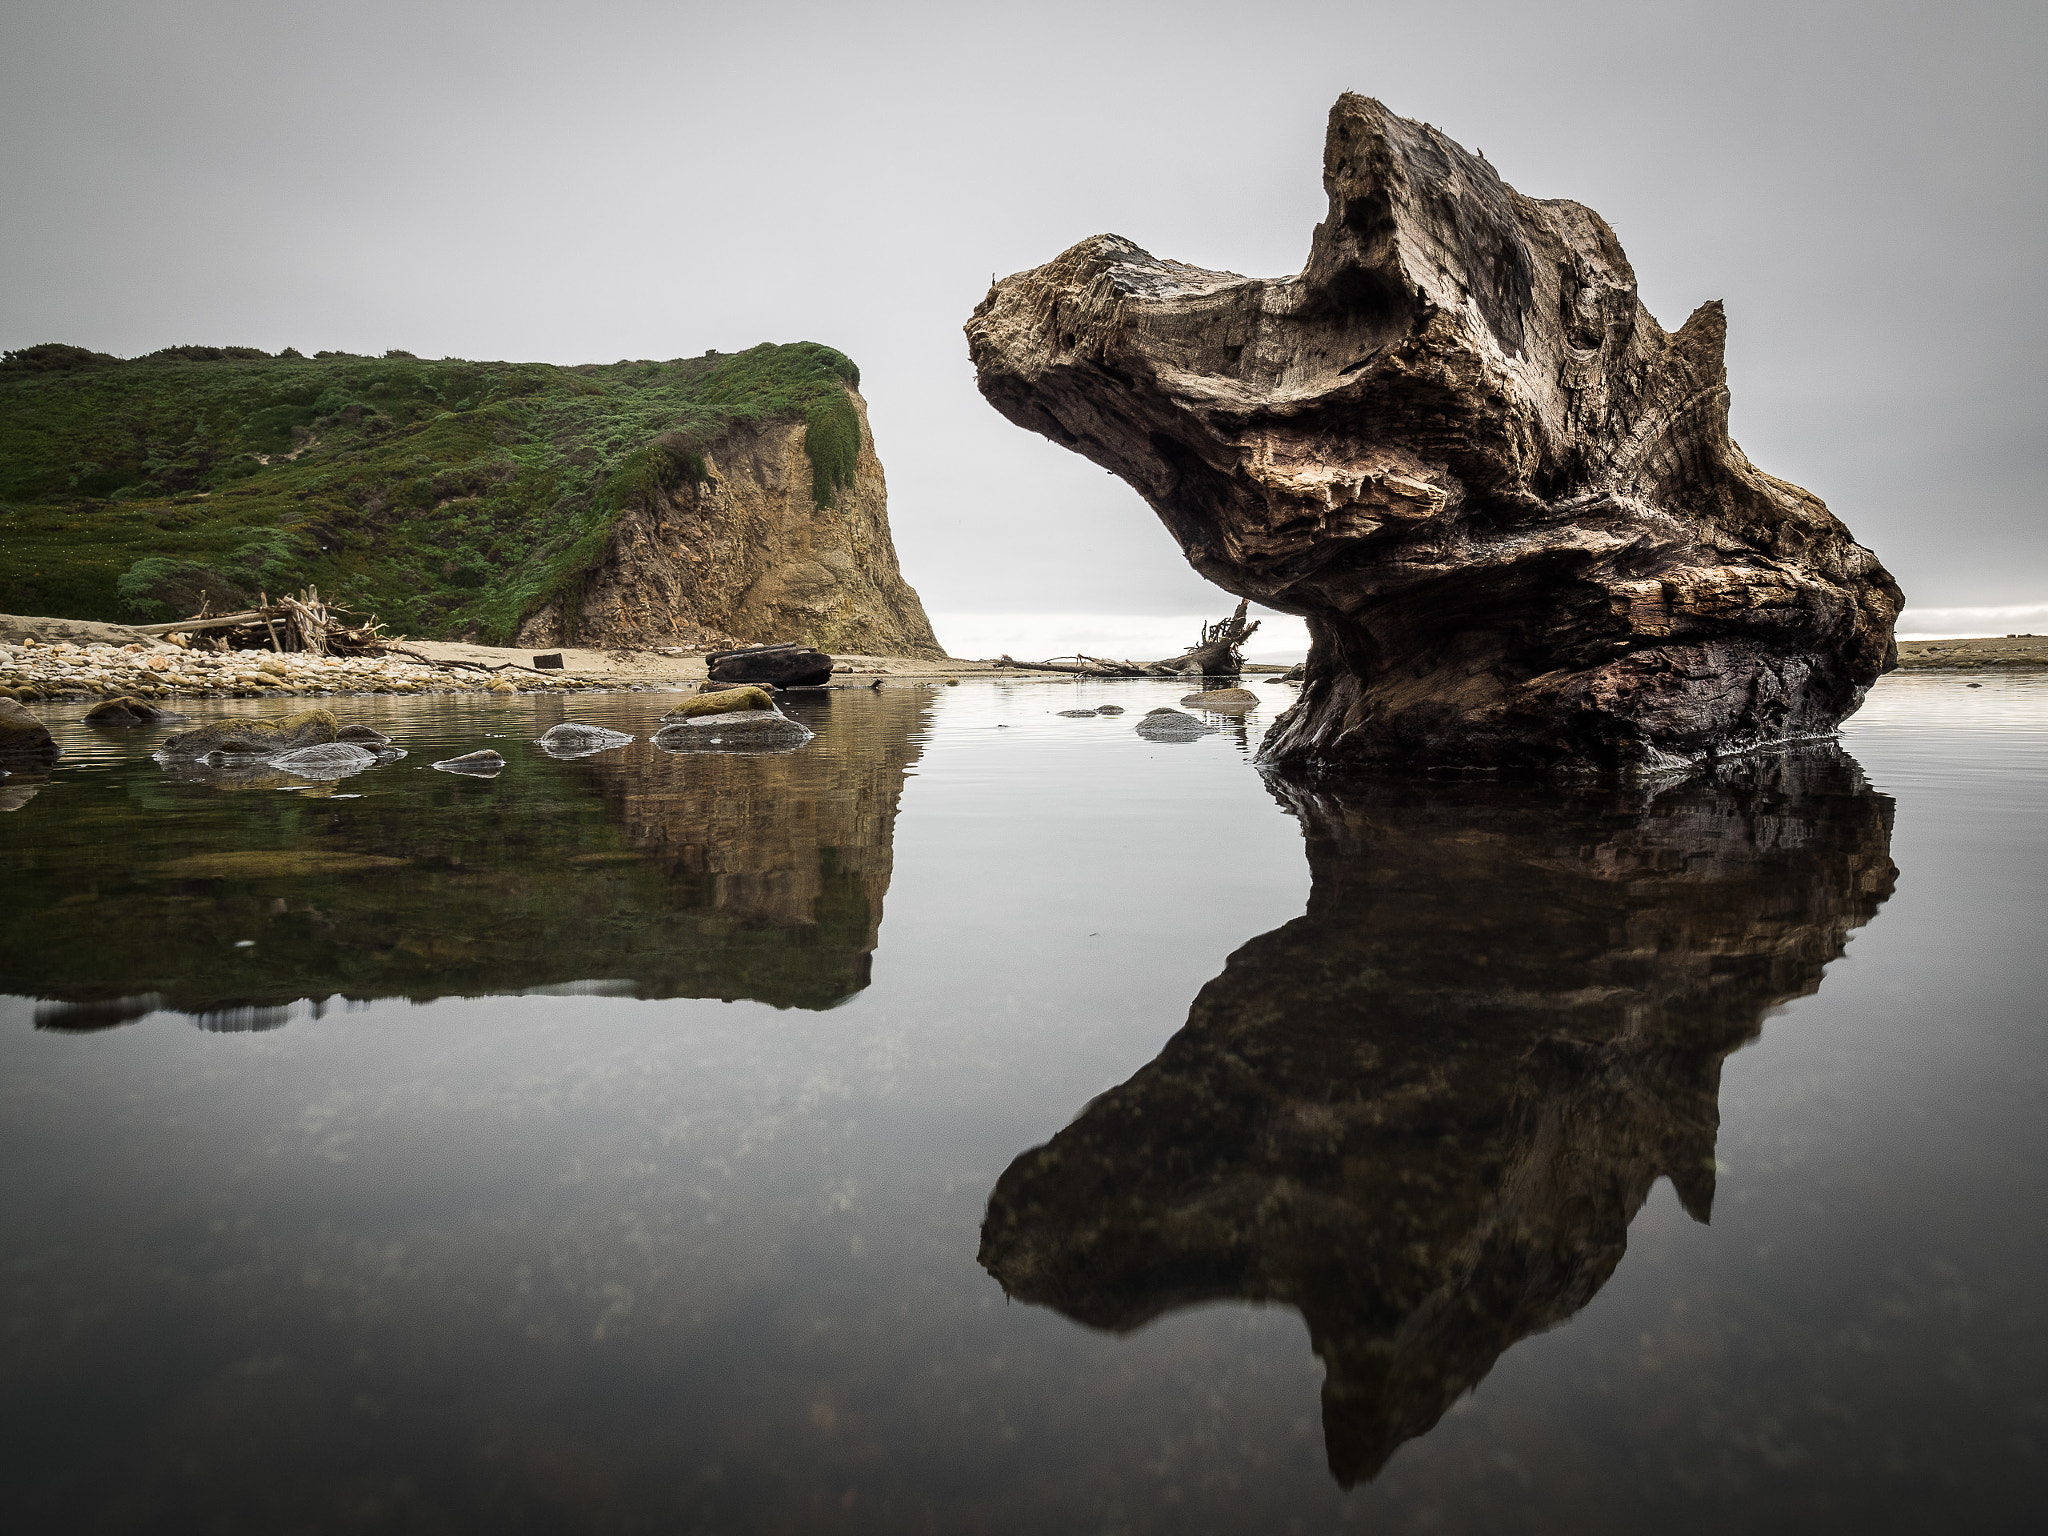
[966, 94, 1902, 775]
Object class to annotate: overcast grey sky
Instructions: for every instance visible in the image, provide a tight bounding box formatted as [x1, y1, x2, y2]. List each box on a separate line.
[2, 0, 2041, 623]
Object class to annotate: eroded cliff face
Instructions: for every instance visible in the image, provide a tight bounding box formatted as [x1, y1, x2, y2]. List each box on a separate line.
[980, 748, 1896, 1484]
[517, 388, 943, 657]
[966, 94, 1901, 773]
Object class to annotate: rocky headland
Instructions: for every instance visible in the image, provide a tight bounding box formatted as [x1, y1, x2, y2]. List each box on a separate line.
[967, 95, 1902, 775]
[0, 341, 940, 658]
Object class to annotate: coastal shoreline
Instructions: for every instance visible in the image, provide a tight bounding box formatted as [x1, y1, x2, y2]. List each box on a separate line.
[9, 612, 2032, 705]
[1894, 635, 2047, 669]
[0, 613, 1085, 702]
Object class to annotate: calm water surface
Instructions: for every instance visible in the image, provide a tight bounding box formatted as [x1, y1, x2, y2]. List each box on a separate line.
[1, 674, 2043, 1533]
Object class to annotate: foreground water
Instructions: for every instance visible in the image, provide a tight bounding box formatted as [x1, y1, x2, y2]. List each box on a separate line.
[2, 674, 2042, 1533]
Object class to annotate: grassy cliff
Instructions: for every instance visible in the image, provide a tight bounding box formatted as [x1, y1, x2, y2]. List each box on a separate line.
[0, 340, 865, 642]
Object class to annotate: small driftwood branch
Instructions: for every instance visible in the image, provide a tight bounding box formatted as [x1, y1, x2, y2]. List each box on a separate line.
[995, 654, 1145, 676]
[384, 645, 554, 678]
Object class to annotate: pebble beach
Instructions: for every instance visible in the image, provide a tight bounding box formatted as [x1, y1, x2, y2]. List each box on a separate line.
[0, 638, 605, 702]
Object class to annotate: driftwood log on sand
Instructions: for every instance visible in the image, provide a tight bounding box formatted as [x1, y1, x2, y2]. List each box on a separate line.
[995, 600, 1260, 677]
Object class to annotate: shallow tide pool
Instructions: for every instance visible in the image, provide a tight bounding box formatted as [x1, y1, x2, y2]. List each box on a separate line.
[2, 673, 2043, 1533]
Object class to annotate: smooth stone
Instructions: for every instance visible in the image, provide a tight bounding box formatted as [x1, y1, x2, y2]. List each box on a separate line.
[335, 724, 392, 744]
[536, 723, 636, 759]
[1094, 704, 1125, 715]
[1136, 708, 1218, 742]
[0, 697, 60, 763]
[84, 696, 187, 727]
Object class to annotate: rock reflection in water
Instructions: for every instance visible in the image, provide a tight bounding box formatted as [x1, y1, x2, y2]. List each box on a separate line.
[979, 747, 1897, 1487]
[7, 688, 931, 1022]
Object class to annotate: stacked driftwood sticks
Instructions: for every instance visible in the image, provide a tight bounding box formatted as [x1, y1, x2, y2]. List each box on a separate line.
[130, 587, 569, 682]
[135, 586, 391, 658]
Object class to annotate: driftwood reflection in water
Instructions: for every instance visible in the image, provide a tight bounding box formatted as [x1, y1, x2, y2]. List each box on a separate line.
[980, 748, 1897, 1486]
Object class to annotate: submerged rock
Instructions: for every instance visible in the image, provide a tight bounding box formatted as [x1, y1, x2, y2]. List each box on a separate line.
[335, 724, 392, 745]
[1094, 704, 1126, 715]
[1181, 688, 1260, 713]
[0, 698, 58, 764]
[653, 708, 814, 753]
[83, 696, 187, 727]
[967, 94, 1901, 775]
[663, 685, 777, 721]
[1135, 707, 1217, 742]
[536, 722, 636, 759]
[265, 742, 382, 779]
[1056, 708, 1099, 718]
[159, 709, 340, 758]
[432, 749, 507, 777]
[0, 769, 49, 811]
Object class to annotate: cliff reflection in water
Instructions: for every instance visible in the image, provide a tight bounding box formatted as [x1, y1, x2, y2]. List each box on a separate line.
[980, 748, 1897, 1487]
[8, 688, 931, 1025]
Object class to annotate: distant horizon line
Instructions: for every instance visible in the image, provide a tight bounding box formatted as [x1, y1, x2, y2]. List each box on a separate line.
[926, 604, 2048, 651]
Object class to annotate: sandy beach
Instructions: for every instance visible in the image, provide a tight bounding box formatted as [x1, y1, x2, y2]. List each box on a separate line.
[0, 612, 1082, 702]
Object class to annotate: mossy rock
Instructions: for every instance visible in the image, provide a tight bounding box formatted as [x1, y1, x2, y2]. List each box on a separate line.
[663, 685, 776, 720]
[158, 708, 340, 757]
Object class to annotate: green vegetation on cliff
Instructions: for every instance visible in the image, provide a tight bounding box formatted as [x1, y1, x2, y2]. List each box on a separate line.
[0, 340, 864, 642]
